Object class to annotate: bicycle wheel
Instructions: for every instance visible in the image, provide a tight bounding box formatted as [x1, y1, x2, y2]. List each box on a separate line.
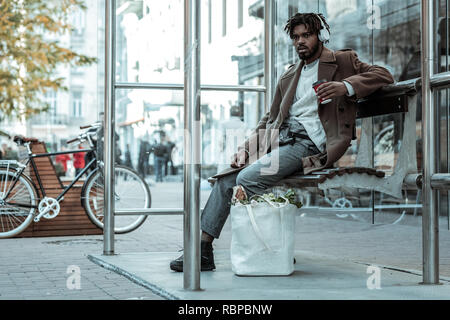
[82, 165, 151, 233]
[0, 168, 38, 238]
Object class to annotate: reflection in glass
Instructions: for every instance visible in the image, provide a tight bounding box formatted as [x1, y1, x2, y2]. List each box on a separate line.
[115, 89, 185, 208]
[373, 0, 420, 81]
[201, 91, 260, 173]
[275, 0, 318, 80]
[319, 0, 371, 62]
[201, 0, 265, 85]
[199, 90, 261, 206]
[437, 88, 450, 228]
[115, 0, 183, 84]
[321, 0, 372, 168]
[370, 0, 421, 226]
[272, 1, 434, 227]
[437, 0, 449, 73]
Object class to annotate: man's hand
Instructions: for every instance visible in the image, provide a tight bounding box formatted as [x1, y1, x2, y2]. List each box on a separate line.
[316, 81, 348, 102]
[230, 149, 248, 168]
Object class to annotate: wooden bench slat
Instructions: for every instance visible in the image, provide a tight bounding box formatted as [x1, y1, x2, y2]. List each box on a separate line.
[273, 167, 386, 189]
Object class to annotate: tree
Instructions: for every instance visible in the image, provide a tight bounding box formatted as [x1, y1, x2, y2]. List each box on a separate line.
[0, 0, 97, 120]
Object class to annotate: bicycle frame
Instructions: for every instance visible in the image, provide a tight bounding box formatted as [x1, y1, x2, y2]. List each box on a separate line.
[2, 145, 97, 209]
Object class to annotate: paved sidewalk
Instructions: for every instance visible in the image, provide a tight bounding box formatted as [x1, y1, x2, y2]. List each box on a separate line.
[1, 181, 450, 299]
[89, 250, 450, 300]
[0, 181, 188, 300]
[0, 236, 165, 300]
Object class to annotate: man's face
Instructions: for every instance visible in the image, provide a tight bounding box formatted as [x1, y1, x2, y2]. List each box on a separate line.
[292, 24, 320, 61]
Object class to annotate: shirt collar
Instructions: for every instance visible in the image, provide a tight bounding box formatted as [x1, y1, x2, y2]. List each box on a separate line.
[303, 58, 319, 71]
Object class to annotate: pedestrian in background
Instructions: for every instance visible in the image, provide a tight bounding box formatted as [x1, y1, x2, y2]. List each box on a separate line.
[124, 144, 133, 169]
[163, 138, 175, 176]
[138, 139, 151, 177]
[73, 145, 86, 176]
[55, 146, 71, 176]
[216, 105, 248, 174]
[152, 133, 167, 183]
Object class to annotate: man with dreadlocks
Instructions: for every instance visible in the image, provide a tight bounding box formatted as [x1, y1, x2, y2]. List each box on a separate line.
[170, 13, 394, 272]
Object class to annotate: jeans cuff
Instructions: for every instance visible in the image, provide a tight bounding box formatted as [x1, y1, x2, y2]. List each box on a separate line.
[201, 221, 221, 239]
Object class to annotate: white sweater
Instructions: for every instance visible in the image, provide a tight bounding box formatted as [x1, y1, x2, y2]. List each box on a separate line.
[288, 59, 326, 152]
[288, 59, 354, 152]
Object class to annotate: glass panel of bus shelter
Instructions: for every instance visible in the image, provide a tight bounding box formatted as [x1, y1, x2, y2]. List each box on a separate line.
[440, 0, 450, 227]
[274, 0, 318, 82]
[200, 0, 265, 86]
[437, 0, 449, 73]
[370, 0, 422, 226]
[437, 88, 450, 230]
[275, 1, 373, 221]
[436, 0, 449, 228]
[200, 90, 262, 205]
[316, 0, 372, 222]
[115, 89, 184, 209]
[319, 0, 373, 172]
[0, 0, 102, 175]
[115, 0, 184, 84]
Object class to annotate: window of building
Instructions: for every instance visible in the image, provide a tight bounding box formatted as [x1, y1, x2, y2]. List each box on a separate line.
[71, 9, 86, 36]
[71, 92, 83, 118]
[45, 91, 58, 116]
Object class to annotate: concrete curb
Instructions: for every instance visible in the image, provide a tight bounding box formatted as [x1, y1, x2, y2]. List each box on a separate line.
[87, 254, 179, 300]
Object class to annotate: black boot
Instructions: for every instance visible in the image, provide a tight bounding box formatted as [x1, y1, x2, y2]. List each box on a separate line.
[170, 241, 216, 272]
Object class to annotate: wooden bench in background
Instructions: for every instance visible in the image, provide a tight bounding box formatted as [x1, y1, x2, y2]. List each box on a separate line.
[15, 141, 102, 238]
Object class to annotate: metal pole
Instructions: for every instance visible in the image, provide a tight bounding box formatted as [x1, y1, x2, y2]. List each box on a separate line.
[264, 0, 275, 111]
[103, 0, 116, 256]
[183, 0, 201, 290]
[420, 0, 439, 284]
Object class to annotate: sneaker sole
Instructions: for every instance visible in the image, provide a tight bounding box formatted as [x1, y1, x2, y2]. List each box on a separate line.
[169, 265, 216, 272]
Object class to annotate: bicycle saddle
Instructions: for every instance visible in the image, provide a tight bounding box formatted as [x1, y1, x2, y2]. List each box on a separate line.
[13, 135, 39, 145]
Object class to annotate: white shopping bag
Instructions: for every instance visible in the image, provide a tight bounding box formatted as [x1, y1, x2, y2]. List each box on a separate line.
[230, 195, 297, 276]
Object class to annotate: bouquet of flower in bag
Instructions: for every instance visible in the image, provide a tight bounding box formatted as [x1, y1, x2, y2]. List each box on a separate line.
[231, 186, 302, 209]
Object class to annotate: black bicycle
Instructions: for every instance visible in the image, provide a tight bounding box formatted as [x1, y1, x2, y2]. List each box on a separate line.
[0, 124, 151, 238]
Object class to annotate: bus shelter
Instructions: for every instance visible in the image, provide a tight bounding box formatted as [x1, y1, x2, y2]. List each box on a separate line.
[100, 0, 450, 291]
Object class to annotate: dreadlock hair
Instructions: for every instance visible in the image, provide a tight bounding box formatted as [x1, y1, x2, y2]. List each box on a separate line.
[284, 13, 330, 42]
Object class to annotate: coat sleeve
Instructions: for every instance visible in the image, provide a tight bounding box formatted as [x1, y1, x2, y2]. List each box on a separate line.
[342, 51, 395, 99]
[237, 81, 282, 155]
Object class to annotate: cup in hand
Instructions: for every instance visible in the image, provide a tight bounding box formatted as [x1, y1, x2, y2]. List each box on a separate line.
[312, 79, 332, 104]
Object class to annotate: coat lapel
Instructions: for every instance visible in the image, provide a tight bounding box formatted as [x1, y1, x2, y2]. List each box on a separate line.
[318, 47, 338, 82]
[278, 60, 303, 123]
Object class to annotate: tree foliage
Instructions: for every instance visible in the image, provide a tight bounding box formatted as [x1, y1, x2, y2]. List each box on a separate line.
[0, 0, 97, 120]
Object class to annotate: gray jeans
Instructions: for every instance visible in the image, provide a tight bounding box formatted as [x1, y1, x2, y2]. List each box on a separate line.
[201, 121, 320, 239]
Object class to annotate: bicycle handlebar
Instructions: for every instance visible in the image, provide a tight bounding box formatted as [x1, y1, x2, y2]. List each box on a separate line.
[80, 122, 101, 130]
[66, 137, 79, 144]
[0, 130, 11, 139]
[67, 129, 98, 145]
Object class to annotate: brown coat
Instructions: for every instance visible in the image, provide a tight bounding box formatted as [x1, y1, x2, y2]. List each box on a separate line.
[212, 47, 394, 179]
